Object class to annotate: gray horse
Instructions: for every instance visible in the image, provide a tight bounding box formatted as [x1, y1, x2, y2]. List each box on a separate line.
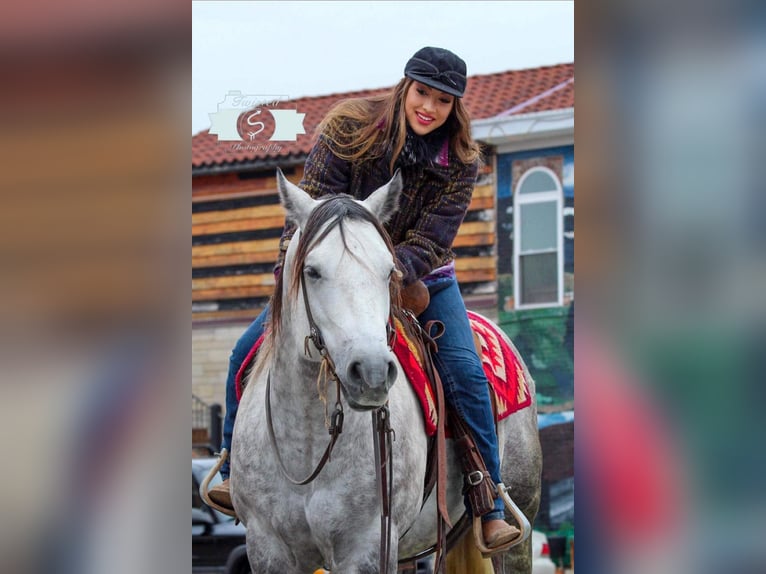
[230, 170, 541, 573]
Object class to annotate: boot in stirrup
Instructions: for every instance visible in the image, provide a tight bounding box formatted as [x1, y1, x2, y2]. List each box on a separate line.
[208, 478, 233, 511]
[483, 518, 520, 548]
[199, 449, 237, 517]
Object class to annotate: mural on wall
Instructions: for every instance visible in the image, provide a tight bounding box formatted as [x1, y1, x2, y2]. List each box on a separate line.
[495, 146, 574, 408]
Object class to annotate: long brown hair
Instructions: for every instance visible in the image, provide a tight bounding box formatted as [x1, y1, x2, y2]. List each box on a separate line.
[315, 78, 482, 173]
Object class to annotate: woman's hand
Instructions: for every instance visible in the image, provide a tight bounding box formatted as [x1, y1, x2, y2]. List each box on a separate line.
[400, 280, 430, 316]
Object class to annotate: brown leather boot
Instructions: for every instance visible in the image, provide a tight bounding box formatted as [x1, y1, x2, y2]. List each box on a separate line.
[208, 478, 233, 511]
[482, 518, 520, 548]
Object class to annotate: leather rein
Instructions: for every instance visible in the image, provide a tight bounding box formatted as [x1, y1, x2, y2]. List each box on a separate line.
[264, 265, 397, 573]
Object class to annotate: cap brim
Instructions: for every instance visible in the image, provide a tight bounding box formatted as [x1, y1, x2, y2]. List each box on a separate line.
[406, 73, 464, 98]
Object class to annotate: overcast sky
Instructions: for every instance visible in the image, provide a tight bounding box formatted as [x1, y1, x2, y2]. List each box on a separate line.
[192, 1, 574, 134]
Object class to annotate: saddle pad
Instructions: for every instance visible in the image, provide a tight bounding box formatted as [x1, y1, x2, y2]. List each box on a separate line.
[235, 333, 264, 401]
[395, 311, 532, 436]
[234, 312, 532, 435]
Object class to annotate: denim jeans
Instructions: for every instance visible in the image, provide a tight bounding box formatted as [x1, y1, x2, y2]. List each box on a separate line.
[220, 307, 269, 478]
[419, 277, 505, 521]
[220, 278, 505, 520]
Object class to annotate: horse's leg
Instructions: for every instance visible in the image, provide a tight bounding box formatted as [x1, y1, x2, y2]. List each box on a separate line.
[496, 467, 541, 573]
[497, 411, 543, 574]
[244, 520, 315, 574]
[329, 525, 399, 574]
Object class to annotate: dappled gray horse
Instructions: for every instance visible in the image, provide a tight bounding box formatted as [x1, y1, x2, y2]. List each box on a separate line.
[230, 170, 541, 573]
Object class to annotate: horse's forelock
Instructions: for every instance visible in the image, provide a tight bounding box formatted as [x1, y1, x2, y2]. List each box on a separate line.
[267, 194, 400, 347]
[289, 195, 396, 298]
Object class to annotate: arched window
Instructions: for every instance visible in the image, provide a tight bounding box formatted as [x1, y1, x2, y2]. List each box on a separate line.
[513, 167, 563, 308]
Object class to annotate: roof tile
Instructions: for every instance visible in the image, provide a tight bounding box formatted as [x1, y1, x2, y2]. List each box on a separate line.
[193, 62, 573, 169]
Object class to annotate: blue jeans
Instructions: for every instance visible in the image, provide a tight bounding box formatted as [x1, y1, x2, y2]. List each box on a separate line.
[220, 278, 505, 520]
[419, 277, 505, 521]
[220, 307, 269, 478]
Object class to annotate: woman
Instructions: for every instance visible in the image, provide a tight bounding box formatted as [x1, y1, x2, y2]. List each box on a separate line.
[211, 46, 517, 549]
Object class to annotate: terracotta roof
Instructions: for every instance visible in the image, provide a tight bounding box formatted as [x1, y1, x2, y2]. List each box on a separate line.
[192, 62, 574, 171]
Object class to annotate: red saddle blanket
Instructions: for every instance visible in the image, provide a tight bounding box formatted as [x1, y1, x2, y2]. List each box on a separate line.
[235, 310, 531, 436]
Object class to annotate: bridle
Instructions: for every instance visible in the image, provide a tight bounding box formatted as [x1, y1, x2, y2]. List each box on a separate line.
[300, 267, 398, 358]
[264, 252, 398, 573]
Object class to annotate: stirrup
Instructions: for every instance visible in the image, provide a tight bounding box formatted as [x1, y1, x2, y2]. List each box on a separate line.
[471, 483, 531, 558]
[199, 448, 239, 519]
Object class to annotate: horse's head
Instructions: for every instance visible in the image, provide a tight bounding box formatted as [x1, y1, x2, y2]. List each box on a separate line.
[275, 168, 403, 410]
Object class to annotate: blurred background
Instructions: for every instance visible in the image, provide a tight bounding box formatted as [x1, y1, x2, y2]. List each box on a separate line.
[576, 0, 766, 572]
[0, 1, 188, 573]
[0, 1, 764, 573]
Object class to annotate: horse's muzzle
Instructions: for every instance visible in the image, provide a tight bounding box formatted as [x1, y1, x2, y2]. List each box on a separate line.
[343, 355, 397, 408]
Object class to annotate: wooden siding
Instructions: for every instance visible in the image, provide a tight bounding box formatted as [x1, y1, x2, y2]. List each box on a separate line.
[192, 169, 496, 323]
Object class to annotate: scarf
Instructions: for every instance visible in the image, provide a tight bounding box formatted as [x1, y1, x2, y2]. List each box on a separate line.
[394, 124, 449, 169]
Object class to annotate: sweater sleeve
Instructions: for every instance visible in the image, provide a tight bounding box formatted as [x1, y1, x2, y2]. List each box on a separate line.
[394, 160, 479, 286]
[274, 134, 352, 276]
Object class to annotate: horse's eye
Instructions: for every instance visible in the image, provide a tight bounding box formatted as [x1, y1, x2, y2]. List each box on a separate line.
[305, 266, 321, 280]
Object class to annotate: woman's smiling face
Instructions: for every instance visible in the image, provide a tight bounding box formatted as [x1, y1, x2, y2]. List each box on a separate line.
[404, 81, 454, 136]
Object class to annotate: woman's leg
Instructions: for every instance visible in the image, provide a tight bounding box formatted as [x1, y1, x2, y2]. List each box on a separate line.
[220, 305, 270, 479]
[418, 279, 505, 521]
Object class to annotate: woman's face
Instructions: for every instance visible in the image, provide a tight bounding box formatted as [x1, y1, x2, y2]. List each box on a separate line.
[404, 81, 454, 136]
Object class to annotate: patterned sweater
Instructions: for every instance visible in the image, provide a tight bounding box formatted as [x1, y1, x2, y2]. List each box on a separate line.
[277, 127, 479, 286]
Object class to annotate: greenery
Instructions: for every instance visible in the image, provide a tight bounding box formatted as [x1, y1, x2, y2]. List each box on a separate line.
[497, 304, 574, 407]
[542, 521, 574, 568]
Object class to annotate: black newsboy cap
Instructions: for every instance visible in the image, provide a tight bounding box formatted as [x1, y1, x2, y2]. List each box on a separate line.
[404, 47, 467, 98]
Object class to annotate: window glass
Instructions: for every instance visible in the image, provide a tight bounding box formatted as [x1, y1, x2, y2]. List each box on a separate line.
[518, 170, 557, 194]
[520, 201, 557, 251]
[520, 253, 558, 304]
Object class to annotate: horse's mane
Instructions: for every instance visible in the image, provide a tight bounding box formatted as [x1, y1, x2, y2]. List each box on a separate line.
[254, 194, 402, 374]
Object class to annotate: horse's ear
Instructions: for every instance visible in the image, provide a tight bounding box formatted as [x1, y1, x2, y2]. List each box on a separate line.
[364, 169, 402, 224]
[276, 167, 316, 229]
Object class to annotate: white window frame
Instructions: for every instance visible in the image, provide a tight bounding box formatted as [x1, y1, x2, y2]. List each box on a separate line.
[513, 166, 564, 309]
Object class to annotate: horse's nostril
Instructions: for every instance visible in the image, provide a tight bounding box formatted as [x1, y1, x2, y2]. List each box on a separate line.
[348, 361, 363, 383]
[386, 360, 397, 385]
[347, 357, 396, 389]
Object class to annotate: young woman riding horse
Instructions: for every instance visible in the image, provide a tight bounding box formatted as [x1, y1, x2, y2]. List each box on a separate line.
[211, 46, 519, 550]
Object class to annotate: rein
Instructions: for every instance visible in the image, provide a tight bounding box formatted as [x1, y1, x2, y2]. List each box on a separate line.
[265, 259, 397, 571]
[263, 264, 347, 486]
[372, 405, 395, 574]
[265, 369, 344, 486]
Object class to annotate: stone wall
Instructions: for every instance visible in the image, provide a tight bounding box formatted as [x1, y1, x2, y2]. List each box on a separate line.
[192, 323, 250, 407]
